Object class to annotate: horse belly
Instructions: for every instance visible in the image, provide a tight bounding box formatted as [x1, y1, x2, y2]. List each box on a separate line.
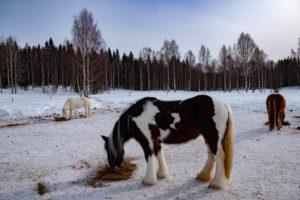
[162, 127, 201, 144]
[74, 101, 84, 109]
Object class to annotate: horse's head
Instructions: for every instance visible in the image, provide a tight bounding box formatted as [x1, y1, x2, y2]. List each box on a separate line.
[62, 108, 67, 119]
[101, 135, 124, 168]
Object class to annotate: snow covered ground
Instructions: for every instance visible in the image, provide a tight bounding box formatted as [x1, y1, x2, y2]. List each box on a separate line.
[0, 87, 299, 199]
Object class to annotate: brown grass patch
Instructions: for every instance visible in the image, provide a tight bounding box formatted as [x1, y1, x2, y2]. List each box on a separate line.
[54, 117, 69, 122]
[0, 123, 27, 128]
[88, 158, 137, 187]
[293, 116, 300, 118]
[37, 182, 49, 195]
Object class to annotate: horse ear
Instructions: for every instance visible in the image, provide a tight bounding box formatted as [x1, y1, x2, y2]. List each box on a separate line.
[101, 135, 108, 142]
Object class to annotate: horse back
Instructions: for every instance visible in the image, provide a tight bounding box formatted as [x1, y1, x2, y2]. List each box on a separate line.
[266, 94, 286, 114]
[266, 94, 286, 130]
[154, 95, 223, 148]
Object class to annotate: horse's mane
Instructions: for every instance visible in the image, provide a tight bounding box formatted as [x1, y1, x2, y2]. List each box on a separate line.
[109, 97, 158, 156]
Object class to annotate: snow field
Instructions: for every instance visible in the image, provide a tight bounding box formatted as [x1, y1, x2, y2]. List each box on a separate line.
[0, 87, 299, 199]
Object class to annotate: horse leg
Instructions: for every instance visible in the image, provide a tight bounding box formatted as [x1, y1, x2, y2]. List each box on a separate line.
[87, 106, 91, 117]
[157, 150, 169, 179]
[69, 109, 72, 119]
[208, 145, 227, 189]
[197, 141, 215, 182]
[152, 141, 168, 179]
[85, 106, 89, 118]
[280, 112, 285, 127]
[74, 109, 78, 119]
[276, 114, 280, 130]
[143, 152, 157, 185]
[278, 113, 282, 129]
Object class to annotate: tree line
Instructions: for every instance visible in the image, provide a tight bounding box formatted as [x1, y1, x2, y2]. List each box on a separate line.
[1, 9, 300, 96]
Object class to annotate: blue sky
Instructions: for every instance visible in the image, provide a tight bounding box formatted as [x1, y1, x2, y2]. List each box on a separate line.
[0, 0, 299, 61]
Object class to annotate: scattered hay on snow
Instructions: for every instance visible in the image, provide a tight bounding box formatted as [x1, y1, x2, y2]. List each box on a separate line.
[88, 158, 137, 187]
[37, 182, 49, 195]
[54, 117, 69, 122]
[54, 114, 86, 122]
[0, 123, 27, 128]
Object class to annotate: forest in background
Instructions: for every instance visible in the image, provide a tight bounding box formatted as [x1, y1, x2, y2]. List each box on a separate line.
[1, 9, 300, 96]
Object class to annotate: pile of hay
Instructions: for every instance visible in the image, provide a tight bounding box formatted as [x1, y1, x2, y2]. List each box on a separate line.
[89, 158, 137, 187]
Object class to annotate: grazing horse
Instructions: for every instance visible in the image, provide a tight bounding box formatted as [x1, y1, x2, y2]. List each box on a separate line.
[62, 97, 91, 119]
[101, 95, 234, 189]
[266, 94, 286, 131]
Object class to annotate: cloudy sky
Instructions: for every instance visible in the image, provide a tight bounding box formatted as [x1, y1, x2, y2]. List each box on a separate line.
[1, 0, 299, 61]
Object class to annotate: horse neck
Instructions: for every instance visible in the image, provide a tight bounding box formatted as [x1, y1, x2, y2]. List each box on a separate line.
[110, 116, 131, 152]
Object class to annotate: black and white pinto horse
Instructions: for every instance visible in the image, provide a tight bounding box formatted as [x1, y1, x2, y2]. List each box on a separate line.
[101, 95, 234, 189]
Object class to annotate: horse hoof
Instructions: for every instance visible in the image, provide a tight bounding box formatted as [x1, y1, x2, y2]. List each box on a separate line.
[196, 172, 213, 182]
[157, 171, 168, 179]
[143, 180, 157, 186]
[208, 183, 223, 189]
[208, 181, 226, 189]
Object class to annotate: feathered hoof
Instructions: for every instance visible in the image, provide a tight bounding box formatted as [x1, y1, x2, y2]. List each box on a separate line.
[208, 183, 222, 189]
[196, 172, 213, 182]
[208, 182, 226, 189]
[157, 170, 168, 179]
[143, 179, 157, 186]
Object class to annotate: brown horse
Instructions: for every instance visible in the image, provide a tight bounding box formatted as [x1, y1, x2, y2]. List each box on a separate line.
[266, 94, 286, 131]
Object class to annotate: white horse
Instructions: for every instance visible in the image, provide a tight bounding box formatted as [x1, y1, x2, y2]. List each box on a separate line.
[62, 97, 91, 119]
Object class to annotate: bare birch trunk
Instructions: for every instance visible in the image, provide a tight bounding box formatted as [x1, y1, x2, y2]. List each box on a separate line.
[14, 51, 17, 93]
[140, 65, 143, 91]
[167, 64, 170, 93]
[147, 62, 150, 91]
[0, 75, 2, 94]
[173, 63, 176, 92]
[9, 45, 13, 94]
[87, 55, 90, 96]
[105, 57, 108, 90]
[223, 71, 226, 91]
[6, 56, 10, 92]
[41, 54, 45, 93]
[82, 54, 87, 96]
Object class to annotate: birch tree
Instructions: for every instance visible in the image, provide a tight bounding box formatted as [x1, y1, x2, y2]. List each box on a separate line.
[139, 47, 152, 91]
[236, 32, 256, 92]
[72, 8, 105, 96]
[184, 50, 195, 91]
[6, 36, 19, 94]
[160, 39, 179, 92]
[219, 45, 227, 91]
[199, 45, 210, 91]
